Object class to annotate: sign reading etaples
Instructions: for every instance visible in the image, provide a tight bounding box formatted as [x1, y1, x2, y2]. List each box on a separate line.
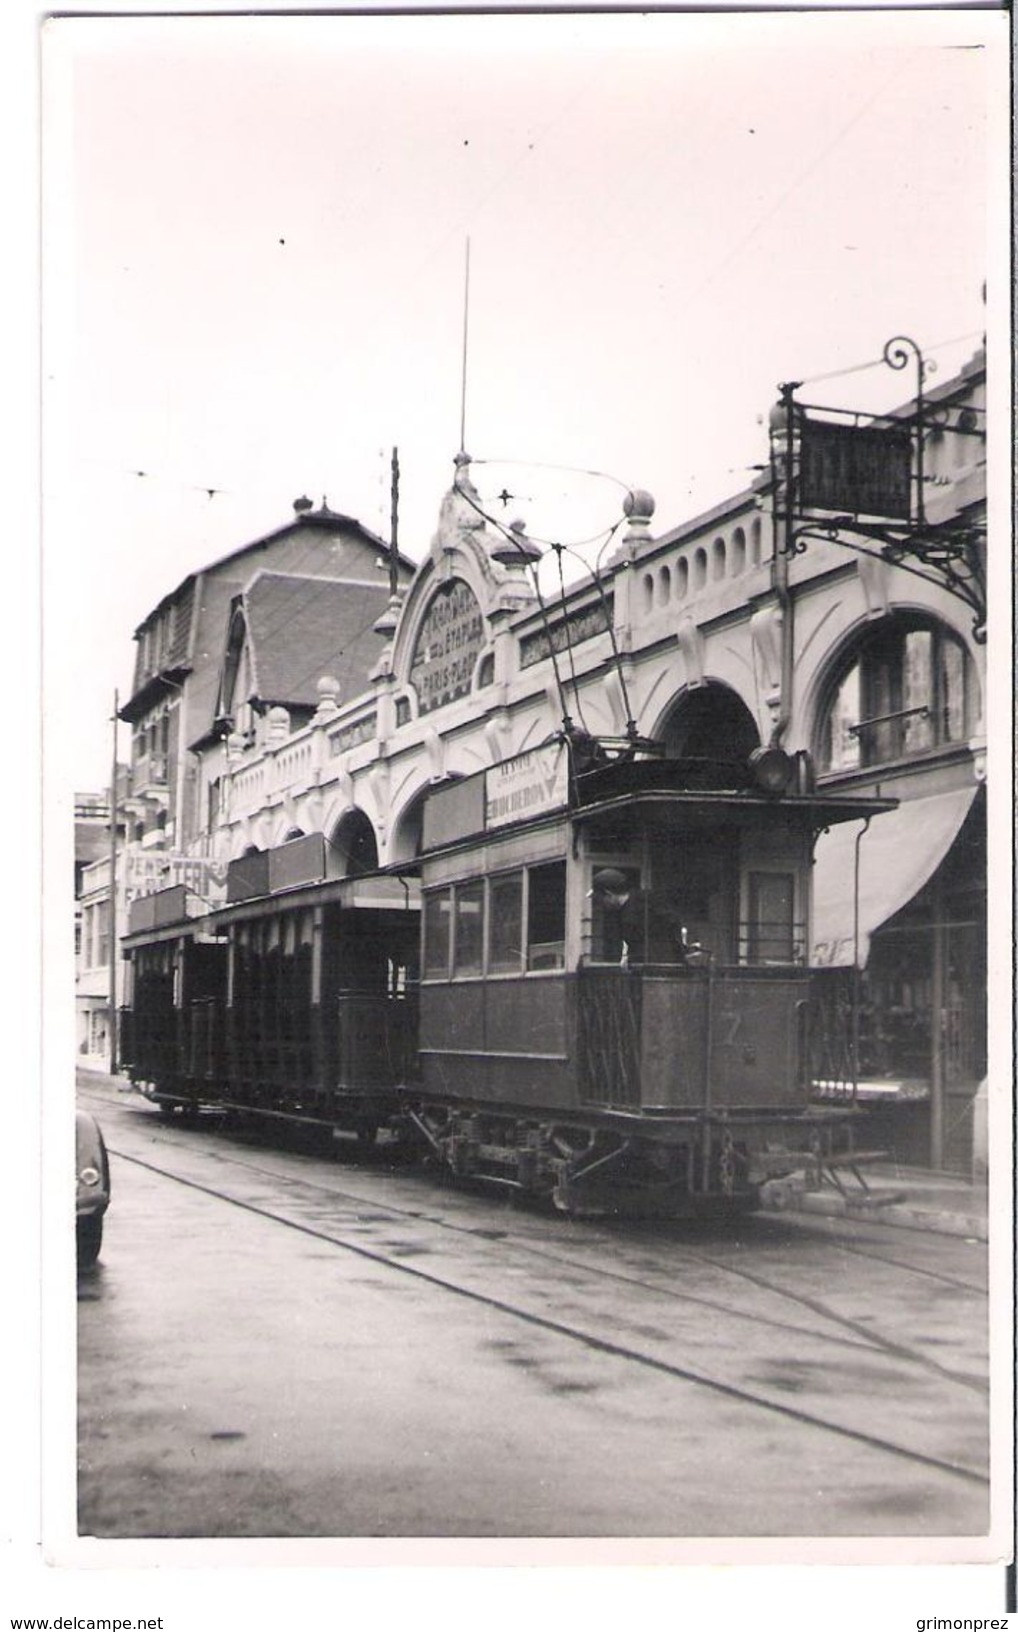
[485, 744, 569, 830]
[410, 579, 486, 715]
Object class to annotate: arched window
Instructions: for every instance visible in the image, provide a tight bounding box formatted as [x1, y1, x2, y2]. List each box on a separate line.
[658, 564, 672, 604]
[675, 557, 689, 600]
[731, 527, 746, 575]
[750, 516, 763, 566]
[641, 573, 654, 615]
[711, 537, 726, 581]
[818, 617, 973, 773]
[692, 547, 707, 591]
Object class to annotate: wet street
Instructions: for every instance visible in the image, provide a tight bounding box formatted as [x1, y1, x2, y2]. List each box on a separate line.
[77, 1075, 991, 1541]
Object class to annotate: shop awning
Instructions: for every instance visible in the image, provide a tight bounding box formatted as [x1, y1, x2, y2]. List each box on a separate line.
[810, 785, 977, 968]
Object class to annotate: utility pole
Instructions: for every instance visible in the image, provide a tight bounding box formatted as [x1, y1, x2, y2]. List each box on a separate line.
[108, 690, 119, 1075]
[459, 237, 471, 455]
[389, 447, 400, 597]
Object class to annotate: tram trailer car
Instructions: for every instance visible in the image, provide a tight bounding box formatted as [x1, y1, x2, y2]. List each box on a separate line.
[120, 745, 894, 1216]
[120, 841, 420, 1144]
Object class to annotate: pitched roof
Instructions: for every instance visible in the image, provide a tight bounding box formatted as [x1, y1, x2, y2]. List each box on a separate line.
[131, 504, 413, 639]
[242, 571, 391, 710]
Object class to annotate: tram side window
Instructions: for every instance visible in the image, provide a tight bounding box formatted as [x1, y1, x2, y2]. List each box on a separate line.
[489, 872, 524, 973]
[423, 889, 453, 978]
[527, 861, 566, 971]
[454, 880, 485, 976]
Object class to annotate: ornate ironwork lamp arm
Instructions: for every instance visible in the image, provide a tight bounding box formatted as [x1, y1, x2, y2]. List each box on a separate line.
[882, 335, 929, 528]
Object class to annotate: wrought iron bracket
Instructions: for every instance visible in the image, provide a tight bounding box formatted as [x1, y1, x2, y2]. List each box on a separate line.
[786, 517, 986, 643]
[770, 337, 986, 643]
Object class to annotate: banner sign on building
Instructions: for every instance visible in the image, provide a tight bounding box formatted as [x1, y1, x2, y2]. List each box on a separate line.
[799, 417, 913, 520]
[127, 852, 227, 906]
[485, 744, 569, 831]
[519, 600, 612, 669]
[410, 579, 486, 715]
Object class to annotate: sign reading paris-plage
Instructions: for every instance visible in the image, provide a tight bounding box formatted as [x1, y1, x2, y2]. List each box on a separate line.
[410, 579, 486, 715]
[485, 744, 569, 831]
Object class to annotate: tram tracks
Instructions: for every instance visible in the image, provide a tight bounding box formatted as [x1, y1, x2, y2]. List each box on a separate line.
[101, 1124, 990, 1492]
[96, 1096, 988, 1393]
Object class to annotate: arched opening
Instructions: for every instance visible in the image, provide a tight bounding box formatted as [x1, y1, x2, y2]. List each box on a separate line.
[658, 564, 672, 604]
[390, 786, 431, 865]
[281, 826, 305, 843]
[658, 683, 761, 766]
[391, 777, 466, 865]
[814, 613, 976, 775]
[675, 557, 689, 600]
[750, 516, 763, 566]
[711, 537, 726, 581]
[731, 527, 746, 575]
[692, 547, 707, 591]
[327, 808, 379, 877]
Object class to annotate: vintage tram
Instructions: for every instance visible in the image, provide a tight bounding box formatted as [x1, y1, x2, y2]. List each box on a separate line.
[119, 740, 893, 1216]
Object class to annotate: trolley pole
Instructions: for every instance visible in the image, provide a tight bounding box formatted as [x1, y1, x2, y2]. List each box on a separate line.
[108, 690, 119, 1076]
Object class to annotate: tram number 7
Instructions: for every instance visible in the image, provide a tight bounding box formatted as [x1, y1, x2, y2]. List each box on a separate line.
[720, 1010, 741, 1046]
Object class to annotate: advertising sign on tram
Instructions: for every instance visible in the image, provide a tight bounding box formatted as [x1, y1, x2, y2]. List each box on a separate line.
[484, 743, 569, 831]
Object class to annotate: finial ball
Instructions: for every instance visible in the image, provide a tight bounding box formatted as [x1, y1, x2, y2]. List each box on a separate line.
[623, 488, 655, 521]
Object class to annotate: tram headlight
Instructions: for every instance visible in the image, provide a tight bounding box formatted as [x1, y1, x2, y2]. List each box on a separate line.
[749, 746, 795, 796]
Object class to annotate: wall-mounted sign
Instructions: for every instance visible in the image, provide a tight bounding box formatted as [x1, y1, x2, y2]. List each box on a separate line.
[485, 743, 569, 831]
[127, 852, 227, 905]
[410, 579, 486, 714]
[519, 600, 612, 669]
[328, 714, 377, 756]
[799, 417, 913, 521]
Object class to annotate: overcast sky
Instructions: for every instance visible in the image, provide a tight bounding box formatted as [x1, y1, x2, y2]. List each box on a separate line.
[43, 8, 1004, 790]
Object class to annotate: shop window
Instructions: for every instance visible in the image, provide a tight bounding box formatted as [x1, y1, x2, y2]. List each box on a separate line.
[819, 618, 972, 773]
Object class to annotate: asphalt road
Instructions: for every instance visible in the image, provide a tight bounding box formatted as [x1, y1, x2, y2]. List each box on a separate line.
[76, 1075, 991, 1541]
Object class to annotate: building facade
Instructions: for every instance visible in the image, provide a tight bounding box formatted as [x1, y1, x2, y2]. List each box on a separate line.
[78, 500, 412, 1070]
[127, 355, 988, 1170]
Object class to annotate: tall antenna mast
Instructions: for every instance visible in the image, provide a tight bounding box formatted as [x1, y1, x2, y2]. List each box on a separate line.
[459, 237, 471, 455]
[389, 447, 400, 597]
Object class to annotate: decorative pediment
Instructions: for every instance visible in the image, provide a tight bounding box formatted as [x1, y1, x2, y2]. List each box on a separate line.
[389, 457, 537, 713]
